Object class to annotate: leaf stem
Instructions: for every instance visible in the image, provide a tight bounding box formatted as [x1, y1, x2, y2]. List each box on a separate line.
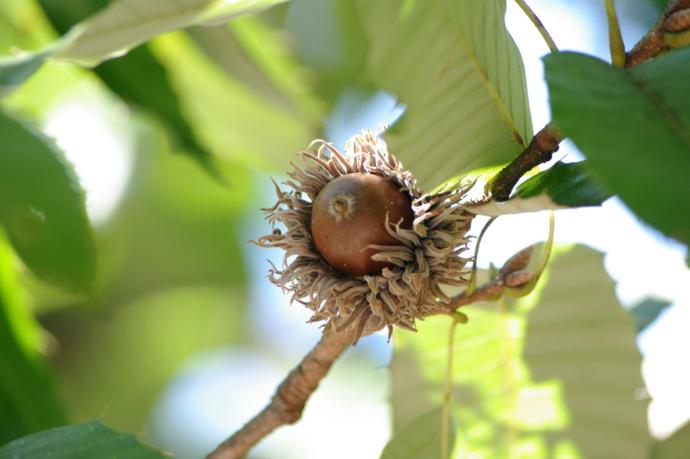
[605, 0, 626, 67]
[467, 217, 497, 295]
[513, 0, 559, 52]
[441, 316, 462, 459]
[496, 298, 518, 454]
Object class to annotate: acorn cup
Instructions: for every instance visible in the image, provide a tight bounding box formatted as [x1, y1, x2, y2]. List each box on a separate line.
[255, 131, 475, 340]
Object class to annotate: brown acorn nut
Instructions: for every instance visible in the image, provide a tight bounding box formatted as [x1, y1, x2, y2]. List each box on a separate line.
[310, 172, 414, 276]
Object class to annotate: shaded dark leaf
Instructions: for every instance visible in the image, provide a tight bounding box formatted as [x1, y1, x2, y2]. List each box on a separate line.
[0, 235, 65, 444]
[0, 110, 96, 291]
[517, 161, 611, 207]
[0, 421, 168, 458]
[545, 49, 690, 243]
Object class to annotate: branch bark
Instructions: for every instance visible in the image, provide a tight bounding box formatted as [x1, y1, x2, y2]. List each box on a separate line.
[490, 122, 562, 201]
[626, 0, 690, 67]
[206, 325, 356, 459]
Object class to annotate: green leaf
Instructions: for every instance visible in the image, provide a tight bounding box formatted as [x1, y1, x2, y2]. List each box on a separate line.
[467, 161, 612, 216]
[46, 124, 250, 428]
[390, 245, 649, 458]
[55, 0, 288, 66]
[545, 49, 690, 244]
[391, 303, 528, 457]
[380, 407, 455, 459]
[286, 0, 367, 102]
[630, 297, 671, 333]
[0, 233, 65, 444]
[652, 421, 690, 458]
[0, 0, 287, 94]
[37, 0, 222, 179]
[357, 0, 532, 189]
[227, 15, 324, 121]
[0, 110, 96, 291]
[149, 32, 313, 171]
[516, 161, 611, 206]
[0, 421, 168, 458]
[523, 245, 649, 459]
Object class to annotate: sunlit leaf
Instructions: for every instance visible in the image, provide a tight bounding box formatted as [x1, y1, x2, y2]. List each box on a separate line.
[0, 0, 287, 94]
[391, 306, 530, 458]
[523, 245, 649, 458]
[0, 421, 168, 458]
[55, 0, 288, 66]
[37, 0, 221, 179]
[0, 110, 96, 291]
[150, 32, 313, 170]
[0, 234, 65, 444]
[390, 245, 649, 458]
[545, 49, 690, 243]
[357, 0, 532, 188]
[380, 407, 454, 459]
[228, 15, 324, 121]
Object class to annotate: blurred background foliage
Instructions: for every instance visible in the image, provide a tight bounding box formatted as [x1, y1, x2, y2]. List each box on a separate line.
[1, 0, 689, 458]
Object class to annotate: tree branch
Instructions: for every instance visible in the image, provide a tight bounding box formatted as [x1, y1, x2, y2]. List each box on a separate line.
[446, 279, 505, 309]
[206, 325, 356, 459]
[490, 0, 690, 201]
[625, 0, 690, 67]
[490, 123, 563, 201]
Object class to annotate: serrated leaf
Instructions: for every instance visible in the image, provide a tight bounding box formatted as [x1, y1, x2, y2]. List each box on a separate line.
[0, 234, 65, 444]
[357, 0, 532, 189]
[523, 246, 649, 458]
[0, 421, 168, 458]
[380, 407, 454, 459]
[390, 245, 649, 458]
[0, 110, 96, 291]
[630, 297, 671, 333]
[545, 49, 690, 244]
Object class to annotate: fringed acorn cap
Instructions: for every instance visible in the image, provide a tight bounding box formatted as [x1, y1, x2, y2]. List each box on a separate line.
[256, 131, 474, 340]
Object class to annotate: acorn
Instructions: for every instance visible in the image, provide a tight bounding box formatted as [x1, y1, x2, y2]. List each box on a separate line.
[256, 131, 474, 338]
[311, 173, 413, 276]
